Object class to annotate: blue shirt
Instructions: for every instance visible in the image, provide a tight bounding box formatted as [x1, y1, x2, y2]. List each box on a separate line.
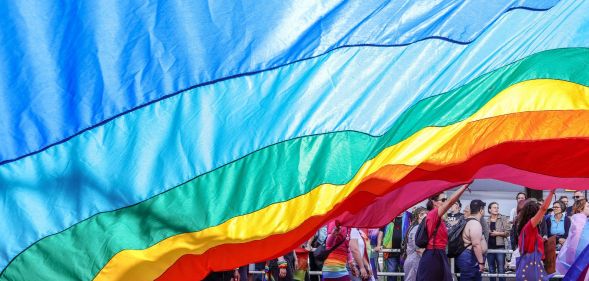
[550, 215, 566, 236]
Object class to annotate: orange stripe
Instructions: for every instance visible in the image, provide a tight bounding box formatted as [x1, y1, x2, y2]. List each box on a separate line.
[155, 110, 589, 280]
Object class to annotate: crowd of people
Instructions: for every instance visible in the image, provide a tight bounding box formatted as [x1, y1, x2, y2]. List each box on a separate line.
[205, 188, 589, 281]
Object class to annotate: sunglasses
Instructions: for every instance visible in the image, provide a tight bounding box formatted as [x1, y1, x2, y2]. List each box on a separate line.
[437, 198, 447, 202]
[574, 196, 582, 199]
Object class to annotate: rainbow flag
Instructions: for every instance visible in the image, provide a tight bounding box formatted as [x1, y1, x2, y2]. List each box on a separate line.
[1, 0, 589, 280]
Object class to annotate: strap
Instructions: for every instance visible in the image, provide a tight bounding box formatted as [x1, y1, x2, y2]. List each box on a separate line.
[327, 229, 349, 252]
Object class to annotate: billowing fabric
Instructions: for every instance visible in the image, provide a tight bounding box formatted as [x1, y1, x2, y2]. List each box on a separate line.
[2, 0, 589, 280]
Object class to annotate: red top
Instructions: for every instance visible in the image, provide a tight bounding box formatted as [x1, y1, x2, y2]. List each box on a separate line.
[519, 220, 545, 259]
[426, 208, 448, 249]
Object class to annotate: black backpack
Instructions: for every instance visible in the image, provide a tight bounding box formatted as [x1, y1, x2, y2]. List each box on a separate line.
[447, 217, 478, 258]
[415, 217, 441, 249]
[313, 229, 348, 268]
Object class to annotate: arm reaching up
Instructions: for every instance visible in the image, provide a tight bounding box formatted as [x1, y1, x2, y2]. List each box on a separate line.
[438, 183, 471, 217]
[531, 189, 556, 228]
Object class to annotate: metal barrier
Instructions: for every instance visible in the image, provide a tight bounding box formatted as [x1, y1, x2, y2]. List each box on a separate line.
[249, 248, 565, 279]
[377, 248, 564, 279]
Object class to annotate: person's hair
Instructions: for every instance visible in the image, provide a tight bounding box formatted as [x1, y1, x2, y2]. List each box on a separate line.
[516, 192, 527, 200]
[517, 199, 540, 233]
[553, 201, 566, 214]
[559, 195, 568, 201]
[426, 193, 442, 211]
[488, 202, 498, 214]
[470, 200, 485, 214]
[410, 207, 427, 226]
[573, 199, 588, 214]
[454, 200, 462, 208]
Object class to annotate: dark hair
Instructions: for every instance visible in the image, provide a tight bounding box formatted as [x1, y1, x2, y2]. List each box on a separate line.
[573, 199, 588, 214]
[455, 200, 462, 208]
[559, 195, 568, 201]
[470, 199, 486, 214]
[553, 201, 566, 213]
[487, 202, 498, 214]
[410, 207, 427, 226]
[516, 192, 527, 200]
[517, 199, 540, 234]
[427, 193, 442, 211]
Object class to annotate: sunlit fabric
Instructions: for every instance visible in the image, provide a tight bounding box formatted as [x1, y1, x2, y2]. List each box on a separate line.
[1, 0, 589, 280]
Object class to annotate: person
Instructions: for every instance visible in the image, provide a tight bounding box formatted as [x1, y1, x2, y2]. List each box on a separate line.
[486, 202, 510, 281]
[507, 199, 527, 270]
[556, 198, 589, 277]
[403, 207, 427, 281]
[366, 229, 379, 279]
[572, 200, 589, 261]
[456, 200, 487, 281]
[567, 191, 586, 217]
[560, 196, 569, 217]
[545, 200, 571, 250]
[307, 225, 328, 281]
[560, 196, 569, 207]
[515, 189, 556, 280]
[446, 200, 464, 227]
[349, 228, 375, 281]
[463, 205, 471, 218]
[268, 253, 296, 281]
[510, 192, 527, 223]
[294, 245, 310, 281]
[204, 268, 240, 281]
[374, 212, 410, 281]
[536, 200, 549, 239]
[322, 221, 364, 281]
[416, 183, 470, 281]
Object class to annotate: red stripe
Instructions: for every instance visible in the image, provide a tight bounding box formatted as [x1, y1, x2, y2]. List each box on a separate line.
[158, 138, 589, 280]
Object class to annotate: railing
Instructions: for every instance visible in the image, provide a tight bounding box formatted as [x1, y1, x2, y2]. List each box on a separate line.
[249, 248, 566, 279]
[378, 248, 565, 279]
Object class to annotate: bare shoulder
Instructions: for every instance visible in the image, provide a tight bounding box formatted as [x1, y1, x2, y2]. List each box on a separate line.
[466, 219, 482, 231]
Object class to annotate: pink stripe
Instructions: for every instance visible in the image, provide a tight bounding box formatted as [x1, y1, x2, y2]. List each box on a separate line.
[336, 164, 589, 228]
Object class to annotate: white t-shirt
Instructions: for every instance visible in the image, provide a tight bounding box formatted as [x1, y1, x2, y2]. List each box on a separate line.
[510, 207, 517, 222]
[350, 228, 375, 281]
[350, 228, 366, 259]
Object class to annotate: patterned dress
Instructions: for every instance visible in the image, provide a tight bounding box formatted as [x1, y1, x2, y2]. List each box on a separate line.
[403, 226, 421, 281]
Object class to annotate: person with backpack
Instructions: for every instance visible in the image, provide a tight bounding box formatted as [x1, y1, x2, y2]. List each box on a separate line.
[403, 207, 427, 281]
[416, 183, 470, 281]
[306, 225, 328, 281]
[321, 221, 365, 281]
[455, 200, 487, 281]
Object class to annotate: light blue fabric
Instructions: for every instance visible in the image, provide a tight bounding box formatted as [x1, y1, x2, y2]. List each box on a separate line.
[0, 0, 587, 272]
[0, 0, 559, 164]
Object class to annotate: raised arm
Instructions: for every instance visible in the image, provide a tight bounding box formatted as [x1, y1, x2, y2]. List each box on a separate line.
[531, 189, 555, 227]
[438, 183, 470, 217]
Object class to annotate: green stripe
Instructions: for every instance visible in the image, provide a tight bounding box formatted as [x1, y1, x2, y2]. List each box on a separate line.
[3, 47, 589, 281]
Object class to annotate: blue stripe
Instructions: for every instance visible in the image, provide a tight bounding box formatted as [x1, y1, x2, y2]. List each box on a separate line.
[0, 0, 559, 164]
[0, 0, 586, 271]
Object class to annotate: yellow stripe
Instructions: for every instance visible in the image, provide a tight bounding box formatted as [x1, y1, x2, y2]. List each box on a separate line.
[95, 79, 589, 280]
